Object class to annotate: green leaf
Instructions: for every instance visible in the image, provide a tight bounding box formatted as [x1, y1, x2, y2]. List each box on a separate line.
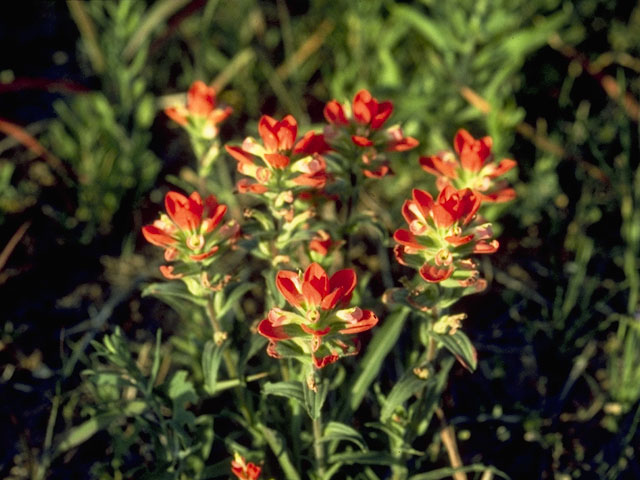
[380, 370, 428, 423]
[54, 401, 146, 456]
[199, 458, 232, 478]
[202, 340, 226, 395]
[412, 357, 454, 437]
[303, 378, 328, 420]
[429, 330, 477, 372]
[147, 328, 162, 394]
[408, 464, 510, 480]
[141, 281, 208, 307]
[392, 5, 461, 53]
[259, 423, 301, 480]
[168, 370, 197, 403]
[167, 370, 197, 439]
[263, 381, 305, 405]
[328, 451, 403, 467]
[216, 282, 256, 319]
[323, 421, 368, 452]
[347, 308, 409, 415]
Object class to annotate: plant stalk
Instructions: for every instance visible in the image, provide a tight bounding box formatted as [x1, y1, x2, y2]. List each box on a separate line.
[205, 295, 238, 380]
[312, 414, 326, 477]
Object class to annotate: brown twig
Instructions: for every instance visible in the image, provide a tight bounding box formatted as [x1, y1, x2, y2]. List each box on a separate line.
[0, 221, 30, 272]
[275, 19, 334, 80]
[436, 407, 467, 480]
[0, 117, 73, 183]
[0, 77, 89, 94]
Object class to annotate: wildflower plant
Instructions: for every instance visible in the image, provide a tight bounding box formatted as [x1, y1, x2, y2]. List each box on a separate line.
[258, 262, 378, 369]
[74, 79, 516, 480]
[419, 129, 517, 203]
[165, 80, 233, 178]
[142, 190, 238, 289]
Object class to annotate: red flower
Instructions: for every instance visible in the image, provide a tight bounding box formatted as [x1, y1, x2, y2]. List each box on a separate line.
[309, 230, 335, 256]
[275, 262, 356, 311]
[351, 89, 393, 129]
[323, 89, 418, 178]
[257, 263, 378, 368]
[142, 191, 236, 278]
[393, 186, 497, 285]
[225, 114, 329, 196]
[231, 454, 261, 480]
[165, 81, 232, 139]
[419, 129, 516, 203]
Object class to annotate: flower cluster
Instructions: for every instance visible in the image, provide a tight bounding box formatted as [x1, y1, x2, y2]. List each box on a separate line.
[393, 186, 497, 286]
[142, 190, 238, 279]
[165, 80, 232, 140]
[258, 263, 378, 368]
[419, 129, 516, 202]
[231, 453, 261, 480]
[225, 114, 329, 195]
[323, 89, 418, 177]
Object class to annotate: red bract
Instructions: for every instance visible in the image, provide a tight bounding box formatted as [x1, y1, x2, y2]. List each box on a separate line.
[352, 89, 393, 128]
[258, 263, 378, 368]
[393, 186, 497, 285]
[231, 454, 261, 480]
[419, 129, 517, 202]
[165, 81, 232, 139]
[309, 230, 336, 257]
[276, 263, 356, 311]
[142, 191, 236, 278]
[259, 114, 297, 157]
[225, 114, 329, 196]
[323, 89, 418, 178]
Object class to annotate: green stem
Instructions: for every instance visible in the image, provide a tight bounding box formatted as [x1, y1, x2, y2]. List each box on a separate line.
[205, 295, 238, 380]
[312, 414, 326, 478]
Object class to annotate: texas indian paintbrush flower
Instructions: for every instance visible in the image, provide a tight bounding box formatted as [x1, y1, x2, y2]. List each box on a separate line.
[165, 80, 232, 140]
[142, 190, 238, 279]
[393, 185, 498, 285]
[225, 114, 329, 195]
[231, 453, 261, 480]
[323, 89, 418, 177]
[258, 263, 378, 368]
[419, 129, 516, 202]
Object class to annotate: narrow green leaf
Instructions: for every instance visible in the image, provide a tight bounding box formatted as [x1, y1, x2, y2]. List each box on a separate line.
[429, 330, 477, 372]
[328, 451, 403, 467]
[259, 423, 301, 480]
[54, 401, 146, 456]
[380, 371, 428, 423]
[263, 381, 305, 405]
[199, 458, 232, 478]
[202, 340, 226, 395]
[303, 379, 328, 420]
[323, 421, 368, 451]
[147, 328, 162, 394]
[348, 308, 409, 414]
[413, 357, 454, 437]
[141, 281, 208, 307]
[408, 464, 510, 480]
[217, 283, 256, 319]
[392, 5, 461, 53]
[122, 0, 190, 61]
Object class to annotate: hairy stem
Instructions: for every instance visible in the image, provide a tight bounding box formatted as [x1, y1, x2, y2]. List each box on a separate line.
[312, 414, 326, 477]
[206, 295, 238, 380]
